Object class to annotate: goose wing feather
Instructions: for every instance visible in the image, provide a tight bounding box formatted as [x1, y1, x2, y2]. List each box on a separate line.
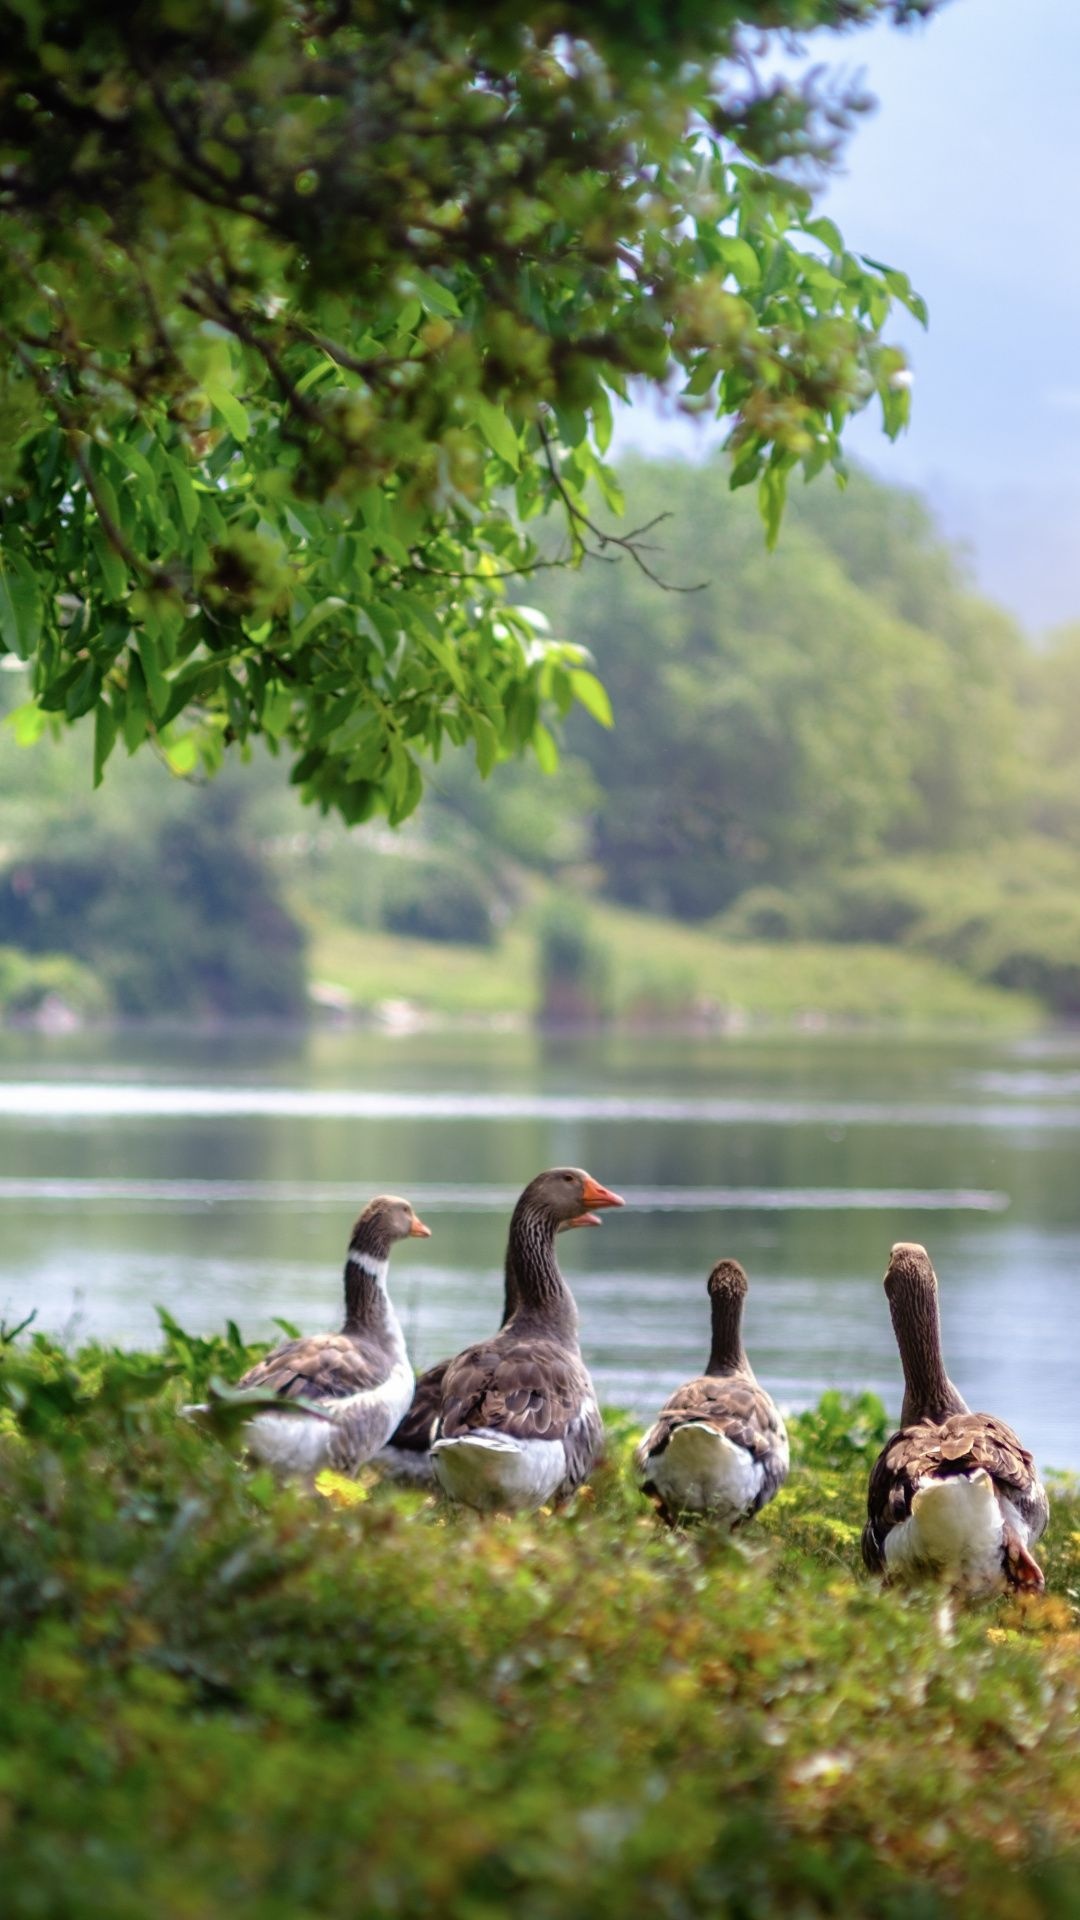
[438, 1336, 603, 1493]
[638, 1376, 788, 1512]
[238, 1333, 388, 1405]
[862, 1410, 1048, 1573]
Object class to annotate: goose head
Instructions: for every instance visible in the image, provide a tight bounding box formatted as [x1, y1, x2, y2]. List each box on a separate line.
[521, 1166, 625, 1232]
[707, 1257, 749, 1304]
[349, 1194, 432, 1260]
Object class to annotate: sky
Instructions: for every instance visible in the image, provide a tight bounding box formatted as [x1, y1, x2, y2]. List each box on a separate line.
[619, 0, 1080, 635]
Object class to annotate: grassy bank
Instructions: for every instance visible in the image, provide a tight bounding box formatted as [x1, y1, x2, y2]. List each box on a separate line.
[305, 894, 1039, 1028]
[1, 1326, 1078, 1918]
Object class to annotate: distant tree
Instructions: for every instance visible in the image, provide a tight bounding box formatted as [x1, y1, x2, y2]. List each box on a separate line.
[0, 789, 306, 1017]
[1, 1, 936, 822]
[534, 460, 1023, 917]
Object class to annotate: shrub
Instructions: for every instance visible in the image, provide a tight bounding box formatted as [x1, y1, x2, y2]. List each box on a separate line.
[970, 898, 1080, 1014]
[0, 802, 307, 1018]
[381, 857, 498, 947]
[0, 947, 109, 1022]
[808, 868, 935, 944]
[536, 898, 612, 1023]
[0, 1338, 1079, 1920]
[718, 886, 809, 942]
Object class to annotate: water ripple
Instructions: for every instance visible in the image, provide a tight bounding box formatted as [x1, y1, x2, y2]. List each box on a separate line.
[0, 1176, 1009, 1213]
[0, 1078, 1076, 1130]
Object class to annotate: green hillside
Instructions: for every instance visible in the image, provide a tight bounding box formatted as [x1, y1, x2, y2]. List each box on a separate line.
[1, 460, 1077, 1027]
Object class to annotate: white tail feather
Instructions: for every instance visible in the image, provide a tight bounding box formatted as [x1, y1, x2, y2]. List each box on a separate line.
[431, 1431, 566, 1512]
[645, 1421, 763, 1525]
[885, 1469, 1007, 1591]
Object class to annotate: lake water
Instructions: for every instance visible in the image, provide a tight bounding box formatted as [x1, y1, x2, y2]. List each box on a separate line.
[1, 1024, 1077, 1469]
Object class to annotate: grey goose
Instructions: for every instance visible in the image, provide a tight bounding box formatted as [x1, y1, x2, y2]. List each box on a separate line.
[430, 1168, 623, 1512]
[229, 1195, 431, 1478]
[862, 1243, 1048, 1593]
[635, 1259, 788, 1528]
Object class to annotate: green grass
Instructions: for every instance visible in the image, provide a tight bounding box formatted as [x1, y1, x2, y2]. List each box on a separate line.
[303, 893, 1038, 1027]
[1, 1329, 1078, 1918]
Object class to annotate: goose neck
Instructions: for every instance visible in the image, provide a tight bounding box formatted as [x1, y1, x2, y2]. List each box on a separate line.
[889, 1276, 968, 1426]
[500, 1246, 520, 1331]
[506, 1199, 577, 1343]
[343, 1244, 401, 1350]
[706, 1294, 750, 1379]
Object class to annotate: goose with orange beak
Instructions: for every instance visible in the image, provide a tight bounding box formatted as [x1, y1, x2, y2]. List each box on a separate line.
[431, 1168, 624, 1512]
[229, 1195, 432, 1479]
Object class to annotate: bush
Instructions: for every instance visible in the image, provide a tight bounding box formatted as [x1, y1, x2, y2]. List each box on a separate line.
[0, 800, 307, 1018]
[970, 899, 1080, 1014]
[536, 898, 612, 1023]
[0, 1337, 1079, 1919]
[718, 886, 809, 942]
[808, 869, 935, 945]
[0, 946, 109, 1022]
[381, 857, 498, 947]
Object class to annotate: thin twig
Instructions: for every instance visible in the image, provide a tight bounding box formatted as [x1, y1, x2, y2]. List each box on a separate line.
[536, 417, 706, 592]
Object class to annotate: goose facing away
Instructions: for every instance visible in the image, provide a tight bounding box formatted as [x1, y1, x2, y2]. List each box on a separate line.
[377, 1215, 591, 1486]
[635, 1259, 789, 1528]
[862, 1243, 1048, 1593]
[431, 1167, 623, 1512]
[233, 1195, 431, 1478]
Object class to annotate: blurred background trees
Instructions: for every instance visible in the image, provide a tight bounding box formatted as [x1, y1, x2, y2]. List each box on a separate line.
[5, 456, 1080, 1021]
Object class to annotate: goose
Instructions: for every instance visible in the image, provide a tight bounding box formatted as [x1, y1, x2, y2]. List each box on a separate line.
[376, 1213, 590, 1485]
[224, 1195, 431, 1478]
[430, 1167, 623, 1512]
[862, 1242, 1048, 1593]
[635, 1258, 789, 1528]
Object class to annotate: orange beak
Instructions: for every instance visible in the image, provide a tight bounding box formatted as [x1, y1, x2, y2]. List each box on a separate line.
[570, 1175, 625, 1230]
[409, 1216, 433, 1238]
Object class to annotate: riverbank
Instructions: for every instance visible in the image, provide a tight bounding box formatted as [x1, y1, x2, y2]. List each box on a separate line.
[304, 895, 1039, 1029]
[1, 1329, 1077, 1919]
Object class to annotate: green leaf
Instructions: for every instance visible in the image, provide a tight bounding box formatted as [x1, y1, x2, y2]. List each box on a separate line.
[93, 698, 117, 787]
[5, 700, 48, 746]
[261, 684, 293, 740]
[805, 216, 843, 254]
[164, 733, 199, 775]
[206, 381, 250, 442]
[714, 236, 761, 289]
[91, 528, 129, 601]
[532, 720, 558, 774]
[473, 714, 499, 777]
[136, 636, 169, 717]
[401, 268, 461, 318]
[65, 660, 102, 720]
[168, 457, 200, 534]
[469, 396, 520, 471]
[123, 654, 148, 752]
[592, 387, 613, 457]
[0, 552, 42, 658]
[758, 463, 787, 551]
[569, 669, 613, 728]
[293, 359, 336, 398]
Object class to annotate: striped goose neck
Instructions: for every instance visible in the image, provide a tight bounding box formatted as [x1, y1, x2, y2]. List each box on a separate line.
[889, 1274, 968, 1426]
[505, 1198, 577, 1342]
[500, 1245, 521, 1330]
[706, 1292, 751, 1379]
[342, 1228, 395, 1337]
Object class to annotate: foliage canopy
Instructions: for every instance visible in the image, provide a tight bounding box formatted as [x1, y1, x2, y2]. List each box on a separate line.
[1, 0, 934, 821]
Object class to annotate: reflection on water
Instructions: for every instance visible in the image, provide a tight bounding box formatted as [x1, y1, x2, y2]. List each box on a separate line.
[1, 1025, 1078, 1469]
